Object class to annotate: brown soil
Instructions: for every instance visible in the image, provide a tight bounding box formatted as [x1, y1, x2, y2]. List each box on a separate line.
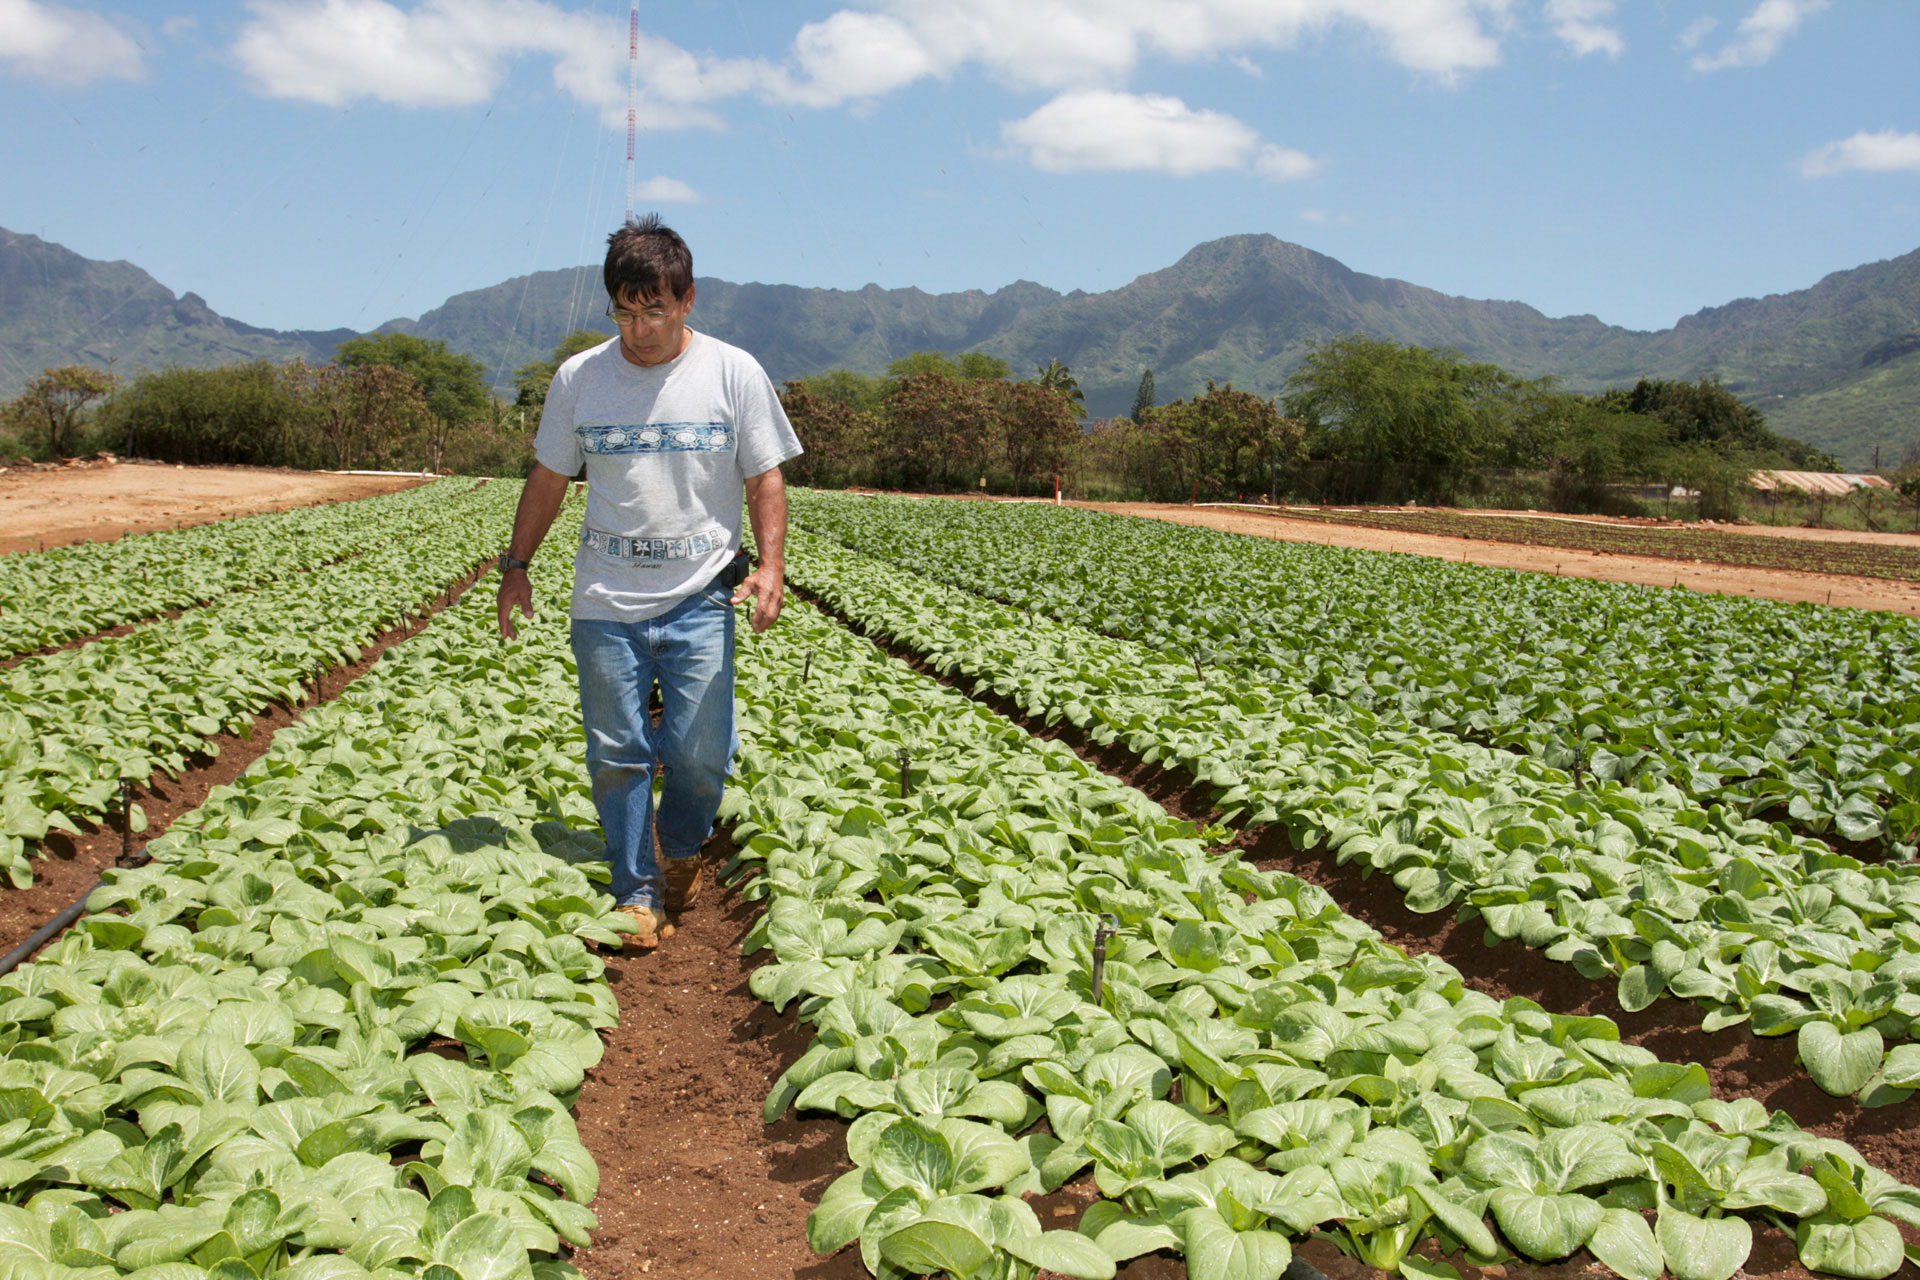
[1070, 501, 1920, 616]
[5, 474, 1917, 1280]
[0, 456, 431, 554]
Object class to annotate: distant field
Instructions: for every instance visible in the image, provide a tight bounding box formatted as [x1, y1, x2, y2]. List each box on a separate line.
[1261, 505, 1920, 581]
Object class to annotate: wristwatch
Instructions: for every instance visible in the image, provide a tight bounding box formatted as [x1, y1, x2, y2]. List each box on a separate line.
[498, 553, 532, 574]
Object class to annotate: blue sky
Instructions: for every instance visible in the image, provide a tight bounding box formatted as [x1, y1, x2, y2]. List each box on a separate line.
[3, 0, 1917, 340]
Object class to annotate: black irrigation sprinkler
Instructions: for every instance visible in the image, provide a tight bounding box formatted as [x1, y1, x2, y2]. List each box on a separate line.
[1090, 913, 1118, 1003]
[898, 748, 913, 798]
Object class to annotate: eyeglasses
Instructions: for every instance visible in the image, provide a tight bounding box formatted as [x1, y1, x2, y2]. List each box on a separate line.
[606, 302, 678, 328]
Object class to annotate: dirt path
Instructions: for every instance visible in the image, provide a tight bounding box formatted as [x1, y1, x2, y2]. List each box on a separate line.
[1070, 500, 1920, 616]
[0, 458, 431, 554]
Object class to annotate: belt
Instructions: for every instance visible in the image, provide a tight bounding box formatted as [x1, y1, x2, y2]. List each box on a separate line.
[582, 525, 724, 563]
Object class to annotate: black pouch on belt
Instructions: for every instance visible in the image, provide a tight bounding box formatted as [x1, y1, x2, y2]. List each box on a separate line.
[717, 550, 752, 589]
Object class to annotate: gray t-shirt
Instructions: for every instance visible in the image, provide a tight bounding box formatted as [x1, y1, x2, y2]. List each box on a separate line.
[534, 330, 802, 622]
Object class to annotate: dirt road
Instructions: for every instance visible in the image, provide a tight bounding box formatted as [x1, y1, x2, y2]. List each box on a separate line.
[0, 458, 432, 554]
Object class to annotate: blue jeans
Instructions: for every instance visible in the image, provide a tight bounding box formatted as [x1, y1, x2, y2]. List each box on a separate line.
[570, 581, 737, 909]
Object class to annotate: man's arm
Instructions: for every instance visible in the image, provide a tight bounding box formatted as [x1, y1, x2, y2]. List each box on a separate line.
[498, 462, 572, 640]
[735, 466, 787, 634]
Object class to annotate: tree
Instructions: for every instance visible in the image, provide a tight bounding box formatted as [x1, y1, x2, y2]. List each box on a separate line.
[513, 329, 609, 410]
[1031, 359, 1086, 419]
[336, 332, 490, 431]
[3, 365, 114, 457]
[887, 351, 961, 381]
[993, 380, 1082, 492]
[1130, 369, 1155, 424]
[805, 368, 889, 415]
[779, 379, 877, 486]
[886, 350, 1011, 382]
[284, 359, 426, 470]
[882, 372, 997, 490]
[98, 363, 312, 466]
[283, 361, 358, 470]
[956, 351, 1012, 381]
[1284, 336, 1512, 499]
[1147, 382, 1304, 501]
[1594, 376, 1832, 469]
[351, 364, 430, 471]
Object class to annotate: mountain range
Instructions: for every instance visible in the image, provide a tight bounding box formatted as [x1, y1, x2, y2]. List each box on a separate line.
[4, 225, 1917, 470]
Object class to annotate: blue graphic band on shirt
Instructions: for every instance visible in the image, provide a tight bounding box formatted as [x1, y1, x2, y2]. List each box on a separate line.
[578, 421, 735, 454]
[583, 526, 725, 563]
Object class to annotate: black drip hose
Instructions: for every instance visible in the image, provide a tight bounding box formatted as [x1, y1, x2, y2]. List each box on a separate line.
[0, 877, 100, 977]
[0, 780, 146, 978]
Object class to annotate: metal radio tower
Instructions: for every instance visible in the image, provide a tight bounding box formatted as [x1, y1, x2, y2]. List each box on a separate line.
[624, 0, 639, 223]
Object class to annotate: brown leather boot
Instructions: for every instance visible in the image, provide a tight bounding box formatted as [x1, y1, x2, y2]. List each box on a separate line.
[663, 854, 705, 914]
[615, 903, 665, 950]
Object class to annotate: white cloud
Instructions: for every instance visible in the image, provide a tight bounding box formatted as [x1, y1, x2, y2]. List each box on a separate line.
[1299, 207, 1356, 227]
[233, 0, 769, 126]
[1690, 0, 1826, 71]
[1800, 130, 1920, 178]
[1675, 16, 1717, 50]
[1001, 89, 1317, 180]
[769, 0, 1510, 107]
[774, 9, 940, 107]
[0, 0, 143, 84]
[633, 175, 702, 203]
[1255, 144, 1318, 181]
[1544, 0, 1623, 57]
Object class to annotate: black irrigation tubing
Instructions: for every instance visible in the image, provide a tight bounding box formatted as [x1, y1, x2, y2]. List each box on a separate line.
[0, 781, 149, 979]
[0, 889, 96, 978]
[0, 782, 149, 982]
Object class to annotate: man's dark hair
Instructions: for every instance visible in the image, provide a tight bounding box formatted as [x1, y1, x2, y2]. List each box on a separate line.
[604, 214, 693, 305]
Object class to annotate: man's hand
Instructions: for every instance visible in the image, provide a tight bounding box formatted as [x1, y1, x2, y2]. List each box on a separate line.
[498, 570, 534, 640]
[731, 561, 784, 633]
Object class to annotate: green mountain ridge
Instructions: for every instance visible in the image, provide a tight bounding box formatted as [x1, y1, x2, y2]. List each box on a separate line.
[4, 225, 1917, 469]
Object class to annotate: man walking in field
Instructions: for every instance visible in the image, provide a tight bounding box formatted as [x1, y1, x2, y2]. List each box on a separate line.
[497, 214, 802, 949]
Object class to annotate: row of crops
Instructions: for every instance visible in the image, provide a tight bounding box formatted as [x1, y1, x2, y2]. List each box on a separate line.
[782, 495, 1920, 1104]
[787, 493, 1920, 861]
[0, 479, 519, 889]
[4, 485, 1919, 1280]
[0, 480, 473, 659]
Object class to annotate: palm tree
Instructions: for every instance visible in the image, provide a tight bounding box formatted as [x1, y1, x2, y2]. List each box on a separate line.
[1033, 359, 1086, 419]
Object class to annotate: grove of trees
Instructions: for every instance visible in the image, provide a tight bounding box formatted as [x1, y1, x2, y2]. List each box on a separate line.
[780, 353, 1088, 495]
[0, 328, 1856, 517]
[1281, 336, 1836, 511]
[2, 333, 543, 477]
